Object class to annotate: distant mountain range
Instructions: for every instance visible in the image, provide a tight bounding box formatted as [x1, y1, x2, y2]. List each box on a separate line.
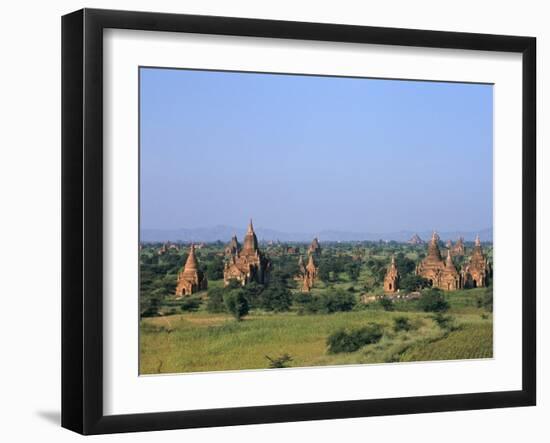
[140, 225, 493, 243]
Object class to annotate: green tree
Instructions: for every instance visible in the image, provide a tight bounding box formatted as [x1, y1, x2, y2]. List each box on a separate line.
[224, 289, 249, 321]
[418, 289, 449, 312]
[205, 256, 225, 280]
[206, 287, 226, 313]
[379, 297, 394, 311]
[260, 285, 292, 312]
[400, 275, 431, 292]
[180, 296, 202, 312]
[345, 263, 361, 281]
[395, 254, 416, 276]
[242, 282, 265, 308]
[317, 290, 356, 313]
[141, 297, 160, 317]
[317, 264, 330, 282]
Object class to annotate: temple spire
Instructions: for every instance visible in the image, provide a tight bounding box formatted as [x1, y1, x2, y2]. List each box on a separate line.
[427, 231, 442, 259]
[243, 219, 259, 253]
[184, 244, 198, 271]
[475, 234, 481, 247]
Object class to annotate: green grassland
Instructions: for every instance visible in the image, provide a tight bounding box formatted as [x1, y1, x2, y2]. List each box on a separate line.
[139, 241, 493, 374]
[140, 287, 492, 374]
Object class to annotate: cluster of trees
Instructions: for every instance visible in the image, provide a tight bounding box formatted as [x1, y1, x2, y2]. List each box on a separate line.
[205, 283, 360, 320]
[293, 290, 356, 314]
[317, 254, 361, 283]
[206, 281, 293, 320]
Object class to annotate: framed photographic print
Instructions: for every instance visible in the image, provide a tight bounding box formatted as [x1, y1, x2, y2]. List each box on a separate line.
[61, 8, 536, 435]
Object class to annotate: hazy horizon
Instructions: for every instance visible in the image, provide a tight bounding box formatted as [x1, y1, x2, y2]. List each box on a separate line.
[140, 68, 493, 234]
[141, 222, 492, 234]
[140, 223, 493, 243]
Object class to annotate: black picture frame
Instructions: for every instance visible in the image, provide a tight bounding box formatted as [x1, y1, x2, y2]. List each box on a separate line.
[62, 8, 536, 435]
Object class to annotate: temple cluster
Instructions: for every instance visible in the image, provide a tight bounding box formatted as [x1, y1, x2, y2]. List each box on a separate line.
[171, 224, 491, 298]
[384, 231, 491, 293]
[222, 220, 271, 286]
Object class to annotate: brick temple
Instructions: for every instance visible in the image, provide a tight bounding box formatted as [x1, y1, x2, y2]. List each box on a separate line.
[223, 220, 270, 286]
[175, 244, 208, 297]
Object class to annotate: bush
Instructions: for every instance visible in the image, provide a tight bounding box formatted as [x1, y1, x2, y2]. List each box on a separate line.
[431, 313, 456, 331]
[294, 290, 356, 314]
[393, 316, 412, 332]
[206, 287, 226, 313]
[180, 296, 202, 312]
[327, 324, 383, 354]
[259, 285, 292, 312]
[141, 298, 161, 318]
[417, 289, 449, 312]
[242, 282, 265, 309]
[292, 292, 313, 315]
[224, 289, 249, 321]
[318, 290, 356, 313]
[265, 353, 292, 369]
[400, 275, 431, 292]
[379, 297, 394, 311]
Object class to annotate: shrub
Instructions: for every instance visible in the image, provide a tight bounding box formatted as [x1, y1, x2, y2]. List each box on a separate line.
[294, 290, 356, 314]
[327, 324, 383, 354]
[379, 297, 394, 311]
[206, 287, 226, 313]
[400, 274, 431, 292]
[393, 316, 412, 332]
[265, 353, 292, 369]
[318, 290, 356, 313]
[259, 285, 292, 312]
[141, 298, 161, 318]
[292, 292, 315, 315]
[242, 282, 265, 309]
[431, 313, 456, 331]
[180, 296, 202, 312]
[224, 289, 249, 321]
[417, 289, 449, 312]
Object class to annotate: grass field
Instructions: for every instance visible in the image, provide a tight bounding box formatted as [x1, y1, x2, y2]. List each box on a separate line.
[140, 289, 493, 374]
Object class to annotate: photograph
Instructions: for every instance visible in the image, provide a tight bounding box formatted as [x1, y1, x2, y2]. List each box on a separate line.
[138, 67, 494, 375]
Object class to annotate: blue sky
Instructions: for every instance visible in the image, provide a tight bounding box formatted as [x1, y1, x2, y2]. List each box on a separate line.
[140, 68, 493, 234]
